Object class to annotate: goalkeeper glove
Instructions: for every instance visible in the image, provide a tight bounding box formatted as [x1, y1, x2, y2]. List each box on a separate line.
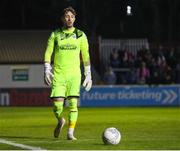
[44, 63, 54, 86]
[83, 65, 92, 91]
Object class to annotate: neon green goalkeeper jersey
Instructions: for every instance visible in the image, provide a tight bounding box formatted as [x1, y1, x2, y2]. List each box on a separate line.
[44, 27, 89, 71]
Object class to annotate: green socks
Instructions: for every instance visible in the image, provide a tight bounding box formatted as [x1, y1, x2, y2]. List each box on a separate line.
[53, 101, 64, 120]
[53, 98, 78, 129]
[68, 98, 78, 128]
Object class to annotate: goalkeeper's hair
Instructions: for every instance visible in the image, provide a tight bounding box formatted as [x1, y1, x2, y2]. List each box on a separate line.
[61, 6, 76, 17]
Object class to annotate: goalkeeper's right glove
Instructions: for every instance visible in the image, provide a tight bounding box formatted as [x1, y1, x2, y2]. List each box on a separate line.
[44, 63, 54, 86]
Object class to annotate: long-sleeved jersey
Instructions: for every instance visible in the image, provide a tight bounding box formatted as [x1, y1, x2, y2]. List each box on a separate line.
[44, 27, 90, 71]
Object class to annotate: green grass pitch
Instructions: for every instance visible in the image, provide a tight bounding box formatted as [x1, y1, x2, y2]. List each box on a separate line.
[0, 107, 180, 150]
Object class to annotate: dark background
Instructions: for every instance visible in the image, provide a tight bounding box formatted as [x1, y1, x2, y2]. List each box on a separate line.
[0, 0, 180, 43]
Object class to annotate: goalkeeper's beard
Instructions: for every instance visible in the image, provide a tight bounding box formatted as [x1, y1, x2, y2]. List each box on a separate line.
[64, 23, 74, 29]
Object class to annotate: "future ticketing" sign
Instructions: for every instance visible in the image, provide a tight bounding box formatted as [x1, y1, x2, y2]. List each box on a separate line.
[80, 85, 180, 107]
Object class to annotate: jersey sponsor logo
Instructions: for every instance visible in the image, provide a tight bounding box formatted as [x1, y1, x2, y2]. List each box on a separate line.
[59, 44, 77, 50]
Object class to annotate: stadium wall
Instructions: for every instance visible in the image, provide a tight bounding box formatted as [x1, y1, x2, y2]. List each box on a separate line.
[0, 65, 180, 107]
[0, 65, 47, 88]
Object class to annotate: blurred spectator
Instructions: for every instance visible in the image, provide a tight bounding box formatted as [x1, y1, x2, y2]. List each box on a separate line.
[137, 46, 148, 61]
[166, 47, 177, 68]
[103, 66, 117, 85]
[144, 50, 153, 66]
[134, 56, 143, 68]
[110, 48, 120, 68]
[160, 62, 174, 84]
[175, 60, 180, 83]
[122, 49, 135, 68]
[154, 45, 166, 67]
[136, 62, 150, 84]
[118, 49, 124, 67]
[125, 67, 137, 84]
[105, 45, 179, 85]
[148, 58, 161, 85]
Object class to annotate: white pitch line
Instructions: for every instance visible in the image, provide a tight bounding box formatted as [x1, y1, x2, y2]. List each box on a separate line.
[0, 138, 46, 150]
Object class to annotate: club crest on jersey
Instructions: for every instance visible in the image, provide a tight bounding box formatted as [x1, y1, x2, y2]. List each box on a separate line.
[60, 34, 66, 40]
[72, 34, 77, 39]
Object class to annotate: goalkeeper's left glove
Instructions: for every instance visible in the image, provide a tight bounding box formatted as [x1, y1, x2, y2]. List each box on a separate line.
[83, 65, 92, 91]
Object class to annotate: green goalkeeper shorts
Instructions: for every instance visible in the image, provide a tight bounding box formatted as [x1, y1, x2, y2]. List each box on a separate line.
[50, 68, 81, 98]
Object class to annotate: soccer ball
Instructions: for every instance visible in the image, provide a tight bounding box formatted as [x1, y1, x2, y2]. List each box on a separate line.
[102, 127, 121, 145]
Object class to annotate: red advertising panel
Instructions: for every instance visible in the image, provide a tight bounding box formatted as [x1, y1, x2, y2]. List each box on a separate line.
[0, 88, 51, 106]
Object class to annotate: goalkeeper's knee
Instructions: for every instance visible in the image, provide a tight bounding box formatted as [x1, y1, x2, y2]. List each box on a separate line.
[69, 98, 78, 112]
[53, 101, 64, 120]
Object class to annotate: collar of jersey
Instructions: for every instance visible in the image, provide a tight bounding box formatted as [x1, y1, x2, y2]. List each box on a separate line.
[62, 27, 75, 34]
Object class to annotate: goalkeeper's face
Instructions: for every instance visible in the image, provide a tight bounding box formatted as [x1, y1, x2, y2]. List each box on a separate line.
[62, 11, 75, 28]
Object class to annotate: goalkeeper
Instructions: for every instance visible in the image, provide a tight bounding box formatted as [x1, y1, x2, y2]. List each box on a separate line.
[44, 6, 92, 140]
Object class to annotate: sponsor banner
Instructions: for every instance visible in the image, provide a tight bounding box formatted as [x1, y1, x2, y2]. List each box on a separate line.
[0, 88, 51, 106]
[11, 66, 29, 81]
[0, 85, 180, 106]
[80, 85, 180, 107]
